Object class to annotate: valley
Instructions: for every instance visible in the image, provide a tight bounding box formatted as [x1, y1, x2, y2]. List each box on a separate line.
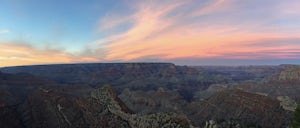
[0, 63, 299, 128]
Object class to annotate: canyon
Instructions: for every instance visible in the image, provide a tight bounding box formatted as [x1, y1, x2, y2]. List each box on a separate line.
[0, 63, 299, 127]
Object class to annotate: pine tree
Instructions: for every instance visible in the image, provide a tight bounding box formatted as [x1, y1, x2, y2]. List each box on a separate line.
[292, 103, 300, 128]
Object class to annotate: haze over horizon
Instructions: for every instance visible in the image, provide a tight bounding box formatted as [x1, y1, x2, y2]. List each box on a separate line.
[1, 0, 300, 67]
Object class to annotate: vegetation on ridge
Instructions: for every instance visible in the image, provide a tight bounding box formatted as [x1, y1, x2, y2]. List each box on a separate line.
[292, 103, 300, 128]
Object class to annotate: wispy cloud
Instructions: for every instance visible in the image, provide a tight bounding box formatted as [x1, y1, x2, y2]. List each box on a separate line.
[90, 0, 300, 61]
[0, 41, 102, 67]
[0, 29, 11, 34]
[1, 0, 300, 67]
[98, 13, 132, 32]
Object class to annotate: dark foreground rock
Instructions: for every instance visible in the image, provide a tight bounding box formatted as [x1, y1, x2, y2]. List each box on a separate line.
[0, 82, 192, 128]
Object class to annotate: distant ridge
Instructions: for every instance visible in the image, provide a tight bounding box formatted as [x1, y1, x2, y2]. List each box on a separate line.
[0, 62, 174, 68]
[0, 63, 210, 99]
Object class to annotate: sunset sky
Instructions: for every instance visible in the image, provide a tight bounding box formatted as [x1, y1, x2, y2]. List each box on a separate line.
[0, 0, 300, 67]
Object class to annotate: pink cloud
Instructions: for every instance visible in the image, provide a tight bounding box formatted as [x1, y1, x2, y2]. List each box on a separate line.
[2, 0, 300, 67]
[89, 0, 300, 62]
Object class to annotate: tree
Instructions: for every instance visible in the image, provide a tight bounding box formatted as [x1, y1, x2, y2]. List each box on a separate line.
[292, 103, 300, 128]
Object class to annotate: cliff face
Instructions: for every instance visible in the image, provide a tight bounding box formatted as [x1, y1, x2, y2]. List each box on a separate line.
[185, 90, 290, 128]
[118, 87, 291, 127]
[90, 86, 192, 128]
[0, 71, 57, 109]
[237, 65, 300, 100]
[278, 65, 300, 81]
[192, 65, 281, 82]
[119, 87, 187, 114]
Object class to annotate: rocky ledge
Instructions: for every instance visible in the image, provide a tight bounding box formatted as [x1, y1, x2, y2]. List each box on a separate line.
[91, 85, 193, 128]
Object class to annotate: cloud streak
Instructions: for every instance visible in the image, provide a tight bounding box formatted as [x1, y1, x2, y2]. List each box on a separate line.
[91, 0, 300, 62]
[1, 0, 300, 66]
[0, 29, 11, 34]
[0, 41, 102, 67]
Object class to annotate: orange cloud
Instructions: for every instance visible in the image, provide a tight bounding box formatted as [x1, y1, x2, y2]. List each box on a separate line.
[0, 43, 72, 67]
[0, 43, 100, 67]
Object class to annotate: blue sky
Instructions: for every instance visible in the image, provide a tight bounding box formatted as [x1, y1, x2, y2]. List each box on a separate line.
[0, 0, 115, 52]
[0, 0, 300, 66]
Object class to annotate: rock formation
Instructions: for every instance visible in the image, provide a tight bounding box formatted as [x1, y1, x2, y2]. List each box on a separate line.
[118, 87, 186, 114]
[185, 90, 291, 128]
[91, 85, 193, 128]
[277, 96, 297, 112]
[278, 65, 300, 81]
[237, 65, 300, 100]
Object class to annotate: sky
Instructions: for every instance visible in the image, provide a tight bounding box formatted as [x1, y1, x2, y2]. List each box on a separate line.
[0, 0, 300, 67]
